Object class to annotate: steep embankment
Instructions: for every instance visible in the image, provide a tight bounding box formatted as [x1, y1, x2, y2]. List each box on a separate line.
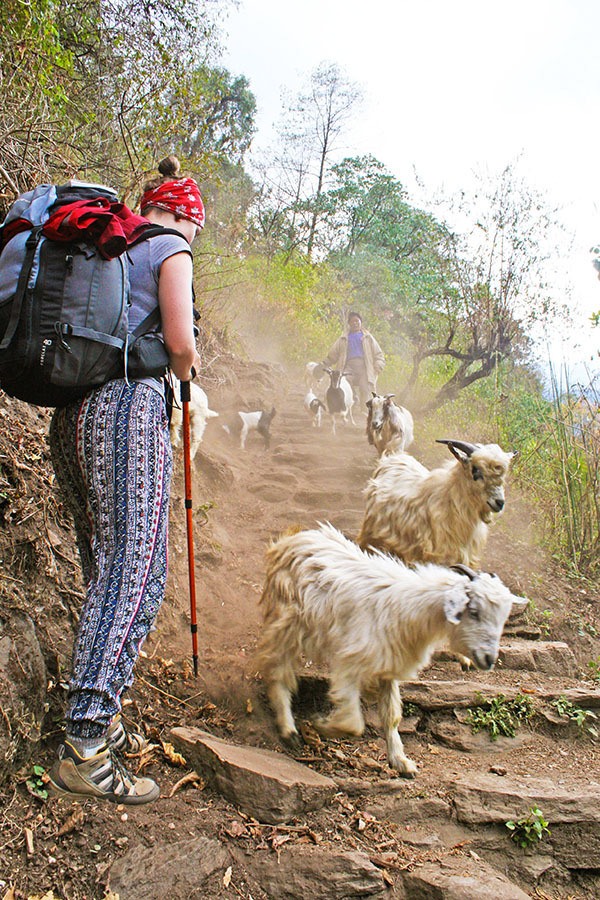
[2, 360, 600, 899]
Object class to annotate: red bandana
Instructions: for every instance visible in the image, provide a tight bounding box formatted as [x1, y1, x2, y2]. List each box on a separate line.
[140, 178, 205, 228]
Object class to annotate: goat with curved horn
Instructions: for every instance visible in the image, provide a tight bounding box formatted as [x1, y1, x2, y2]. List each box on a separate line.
[436, 439, 479, 460]
[450, 563, 478, 580]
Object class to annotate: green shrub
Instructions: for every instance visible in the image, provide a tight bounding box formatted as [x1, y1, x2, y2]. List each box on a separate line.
[551, 696, 598, 737]
[467, 693, 535, 740]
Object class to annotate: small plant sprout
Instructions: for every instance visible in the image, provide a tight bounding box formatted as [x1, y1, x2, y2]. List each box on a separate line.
[467, 693, 535, 741]
[525, 599, 553, 635]
[587, 656, 600, 683]
[25, 764, 49, 800]
[571, 613, 598, 638]
[506, 806, 550, 849]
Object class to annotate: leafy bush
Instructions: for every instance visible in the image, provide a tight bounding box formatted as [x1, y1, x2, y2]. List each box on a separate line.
[551, 696, 598, 737]
[467, 693, 535, 740]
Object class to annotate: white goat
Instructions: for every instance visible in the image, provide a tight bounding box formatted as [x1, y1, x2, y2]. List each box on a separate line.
[304, 361, 327, 392]
[324, 367, 355, 435]
[222, 407, 277, 450]
[358, 440, 515, 568]
[304, 389, 327, 428]
[258, 523, 525, 775]
[366, 393, 414, 456]
[169, 378, 219, 460]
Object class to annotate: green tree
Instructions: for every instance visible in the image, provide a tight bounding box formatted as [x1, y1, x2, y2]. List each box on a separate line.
[404, 164, 571, 408]
[0, 0, 246, 201]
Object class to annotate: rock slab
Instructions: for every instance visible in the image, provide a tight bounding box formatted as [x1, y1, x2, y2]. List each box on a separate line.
[170, 725, 337, 824]
[402, 855, 530, 899]
[108, 836, 229, 900]
[257, 845, 386, 899]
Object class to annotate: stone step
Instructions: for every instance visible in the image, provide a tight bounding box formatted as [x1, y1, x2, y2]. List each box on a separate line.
[450, 773, 600, 870]
[170, 725, 337, 825]
[497, 640, 577, 677]
[296, 674, 600, 712]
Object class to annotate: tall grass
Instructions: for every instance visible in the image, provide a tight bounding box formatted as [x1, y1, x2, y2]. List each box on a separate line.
[544, 366, 600, 577]
[499, 365, 599, 578]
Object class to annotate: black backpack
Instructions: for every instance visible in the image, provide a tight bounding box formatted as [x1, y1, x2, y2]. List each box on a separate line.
[0, 182, 186, 407]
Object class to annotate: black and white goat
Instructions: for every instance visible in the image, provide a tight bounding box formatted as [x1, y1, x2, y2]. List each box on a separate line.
[257, 522, 526, 776]
[304, 389, 327, 429]
[366, 393, 414, 456]
[324, 368, 355, 435]
[222, 407, 277, 450]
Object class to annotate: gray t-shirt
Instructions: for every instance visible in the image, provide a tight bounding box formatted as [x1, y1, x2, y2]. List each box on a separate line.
[127, 231, 192, 395]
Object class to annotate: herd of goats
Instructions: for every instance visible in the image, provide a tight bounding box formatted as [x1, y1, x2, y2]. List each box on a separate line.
[169, 363, 524, 777]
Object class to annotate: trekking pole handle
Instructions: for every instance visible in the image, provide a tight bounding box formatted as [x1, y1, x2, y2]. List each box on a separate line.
[180, 379, 191, 403]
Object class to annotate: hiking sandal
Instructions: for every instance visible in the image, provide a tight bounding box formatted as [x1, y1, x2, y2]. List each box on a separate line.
[48, 741, 159, 805]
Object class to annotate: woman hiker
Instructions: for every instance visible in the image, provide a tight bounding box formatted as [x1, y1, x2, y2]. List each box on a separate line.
[47, 156, 203, 804]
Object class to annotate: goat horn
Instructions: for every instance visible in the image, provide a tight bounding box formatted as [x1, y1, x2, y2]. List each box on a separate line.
[450, 564, 478, 580]
[384, 393, 395, 399]
[436, 439, 479, 459]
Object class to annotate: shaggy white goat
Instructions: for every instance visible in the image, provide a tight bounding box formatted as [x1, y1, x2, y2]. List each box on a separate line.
[304, 389, 327, 428]
[257, 523, 525, 775]
[366, 393, 414, 456]
[357, 440, 515, 568]
[169, 378, 219, 460]
[324, 367, 355, 435]
[222, 407, 277, 450]
[304, 361, 327, 392]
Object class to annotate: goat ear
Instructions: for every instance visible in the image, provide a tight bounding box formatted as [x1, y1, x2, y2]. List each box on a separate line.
[443, 587, 470, 624]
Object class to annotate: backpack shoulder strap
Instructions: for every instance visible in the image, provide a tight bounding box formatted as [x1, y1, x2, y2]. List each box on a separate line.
[129, 224, 193, 254]
[0, 228, 43, 351]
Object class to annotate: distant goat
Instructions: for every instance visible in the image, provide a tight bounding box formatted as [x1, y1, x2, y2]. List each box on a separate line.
[324, 367, 355, 435]
[169, 378, 219, 460]
[222, 407, 277, 450]
[366, 393, 414, 456]
[257, 522, 525, 775]
[304, 361, 327, 392]
[357, 440, 516, 568]
[304, 389, 327, 429]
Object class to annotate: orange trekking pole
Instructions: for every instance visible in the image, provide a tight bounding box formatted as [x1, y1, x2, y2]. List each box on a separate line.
[180, 378, 199, 676]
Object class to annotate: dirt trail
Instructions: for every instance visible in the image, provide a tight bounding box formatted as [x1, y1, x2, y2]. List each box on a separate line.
[154, 370, 588, 747]
[159, 379, 376, 707]
[160, 375, 548, 706]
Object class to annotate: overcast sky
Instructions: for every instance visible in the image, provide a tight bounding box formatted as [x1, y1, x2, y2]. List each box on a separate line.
[221, 0, 600, 373]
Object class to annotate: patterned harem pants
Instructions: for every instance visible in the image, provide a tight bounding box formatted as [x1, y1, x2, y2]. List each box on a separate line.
[49, 380, 173, 739]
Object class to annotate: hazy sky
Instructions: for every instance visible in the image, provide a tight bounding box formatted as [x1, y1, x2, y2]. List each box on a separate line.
[221, 0, 600, 372]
